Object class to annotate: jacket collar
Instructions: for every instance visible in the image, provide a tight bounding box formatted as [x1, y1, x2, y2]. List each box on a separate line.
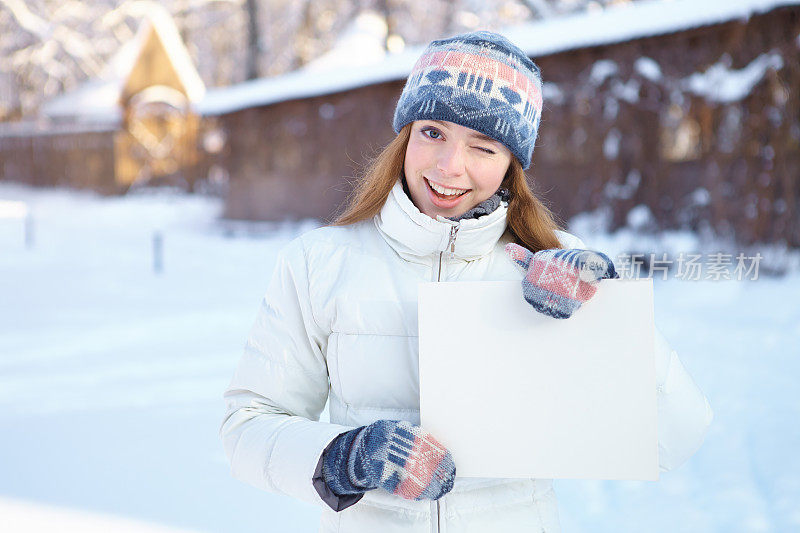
[374, 180, 508, 262]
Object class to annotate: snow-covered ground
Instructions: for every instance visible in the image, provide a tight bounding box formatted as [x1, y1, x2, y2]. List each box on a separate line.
[1, 183, 798, 532]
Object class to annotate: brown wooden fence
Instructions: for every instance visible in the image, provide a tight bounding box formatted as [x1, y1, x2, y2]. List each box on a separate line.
[0, 122, 117, 192]
[216, 5, 799, 246]
[2, 5, 798, 247]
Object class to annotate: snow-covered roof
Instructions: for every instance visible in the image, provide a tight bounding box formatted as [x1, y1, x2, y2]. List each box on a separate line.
[197, 52, 416, 117]
[39, 80, 124, 124]
[0, 119, 118, 138]
[41, 2, 205, 123]
[127, 5, 206, 103]
[504, 0, 799, 59]
[199, 0, 799, 116]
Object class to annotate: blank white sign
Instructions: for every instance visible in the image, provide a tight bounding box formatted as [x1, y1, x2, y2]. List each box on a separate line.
[418, 279, 658, 480]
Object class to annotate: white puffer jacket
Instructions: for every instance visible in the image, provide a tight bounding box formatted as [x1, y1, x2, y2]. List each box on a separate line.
[220, 180, 713, 533]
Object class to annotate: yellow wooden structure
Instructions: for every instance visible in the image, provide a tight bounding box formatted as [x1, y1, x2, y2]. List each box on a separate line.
[113, 10, 205, 189]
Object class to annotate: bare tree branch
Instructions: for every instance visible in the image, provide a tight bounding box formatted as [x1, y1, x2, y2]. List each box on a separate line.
[0, 0, 51, 39]
[245, 0, 261, 80]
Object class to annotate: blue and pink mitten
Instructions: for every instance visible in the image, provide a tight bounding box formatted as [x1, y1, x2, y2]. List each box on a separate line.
[505, 243, 618, 319]
[322, 420, 455, 501]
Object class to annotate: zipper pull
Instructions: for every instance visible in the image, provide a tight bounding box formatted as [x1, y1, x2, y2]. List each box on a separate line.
[447, 224, 459, 259]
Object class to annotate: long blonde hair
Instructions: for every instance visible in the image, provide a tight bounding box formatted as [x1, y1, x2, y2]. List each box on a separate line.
[332, 124, 564, 252]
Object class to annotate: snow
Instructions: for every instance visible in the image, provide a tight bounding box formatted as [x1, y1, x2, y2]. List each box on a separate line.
[38, 79, 124, 124]
[0, 496, 196, 533]
[690, 187, 712, 207]
[41, 1, 205, 123]
[505, 0, 800, 58]
[590, 60, 619, 86]
[199, 0, 800, 116]
[0, 183, 318, 532]
[542, 82, 566, 105]
[117, 2, 206, 103]
[1, 182, 799, 532]
[625, 204, 655, 230]
[197, 49, 418, 116]
[634, 57, 663, 82]
[1, 0, 50, 41]
[569, 205, 800, 275]
[603, 96, 620, 120]
[611, 78, 641, 103]
[603, 170, 641, 200]
[0, 199, 28, 219]
[683, 52, 785, 103]
[603, 128, 621, 159]
[0, 120, 118, 138]
[304, 11, 389, 72]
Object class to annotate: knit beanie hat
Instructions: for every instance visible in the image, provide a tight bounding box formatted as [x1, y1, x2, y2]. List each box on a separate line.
[393, 31, 543, 169]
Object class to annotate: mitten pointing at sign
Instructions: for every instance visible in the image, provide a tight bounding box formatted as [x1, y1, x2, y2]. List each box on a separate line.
[505, 243, 618, 319]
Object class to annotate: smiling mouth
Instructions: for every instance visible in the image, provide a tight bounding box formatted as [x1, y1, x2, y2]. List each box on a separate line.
[425, 178, 471, 199]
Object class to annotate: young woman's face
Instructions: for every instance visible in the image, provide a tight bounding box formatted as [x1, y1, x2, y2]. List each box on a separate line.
[403, 120, 512, 219]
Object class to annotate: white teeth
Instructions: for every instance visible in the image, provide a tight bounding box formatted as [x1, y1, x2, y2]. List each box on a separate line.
[427, 179, 468, 196]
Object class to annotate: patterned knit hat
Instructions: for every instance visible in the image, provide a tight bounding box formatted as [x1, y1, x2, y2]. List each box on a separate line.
[393, 31, 543, 169]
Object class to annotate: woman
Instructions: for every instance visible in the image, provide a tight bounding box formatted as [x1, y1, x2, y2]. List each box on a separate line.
[220, 31, 713, 532]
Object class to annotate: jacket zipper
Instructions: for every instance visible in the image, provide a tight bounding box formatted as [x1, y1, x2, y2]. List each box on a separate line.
[437, 224, 460, 282]
[432, 224, 458, 533]
[430, 498, 447, 533]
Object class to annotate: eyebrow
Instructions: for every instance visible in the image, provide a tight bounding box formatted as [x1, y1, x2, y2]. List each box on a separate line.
[430, 120, 499, 144]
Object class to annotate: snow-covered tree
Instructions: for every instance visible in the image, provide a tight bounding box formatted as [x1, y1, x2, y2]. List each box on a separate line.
[0, 0, 641, 120]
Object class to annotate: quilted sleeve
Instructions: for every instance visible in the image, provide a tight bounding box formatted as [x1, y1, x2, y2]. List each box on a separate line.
[219, 236, 355, 506]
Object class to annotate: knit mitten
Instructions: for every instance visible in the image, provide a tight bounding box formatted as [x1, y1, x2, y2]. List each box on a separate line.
[322, 420, 456, 501]
[505, 243, 618, 319]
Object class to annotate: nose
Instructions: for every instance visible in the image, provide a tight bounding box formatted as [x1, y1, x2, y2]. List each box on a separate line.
[436, 142, 466, 177]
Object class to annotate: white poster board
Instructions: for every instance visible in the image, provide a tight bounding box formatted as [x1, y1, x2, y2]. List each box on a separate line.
[418, 279, 658, 480]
